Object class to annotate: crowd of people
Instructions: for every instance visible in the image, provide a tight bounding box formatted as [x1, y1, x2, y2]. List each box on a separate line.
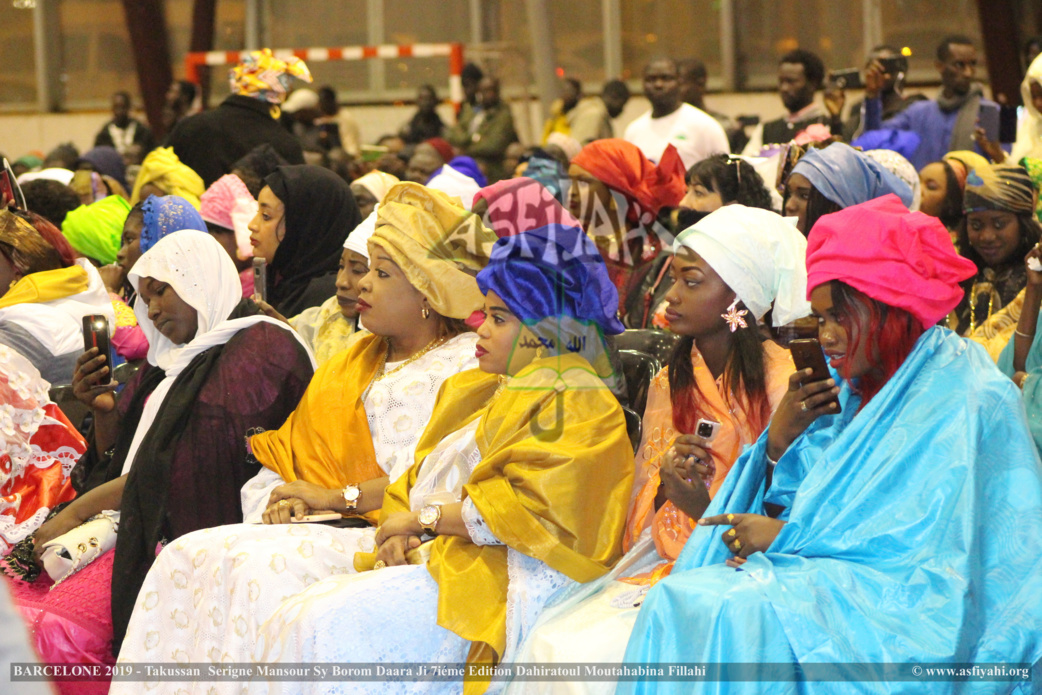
[0, 31, 1041, 695]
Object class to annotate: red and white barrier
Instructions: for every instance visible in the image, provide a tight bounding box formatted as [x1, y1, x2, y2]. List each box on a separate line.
[185, 43, 465, 108]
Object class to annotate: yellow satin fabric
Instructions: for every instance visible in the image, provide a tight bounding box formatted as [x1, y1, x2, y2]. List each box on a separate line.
[249, 333, 386, 520]
[368, 354, 634, 694]
[0, 265, 88, 309]
[372, 182, 497, 319]
[130, 147, 205, 207]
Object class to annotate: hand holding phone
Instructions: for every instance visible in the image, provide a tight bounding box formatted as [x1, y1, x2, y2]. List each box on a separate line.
[81, 315, 112, 385]
[252, 257, 268, 303]
[766, 339, 841, 461]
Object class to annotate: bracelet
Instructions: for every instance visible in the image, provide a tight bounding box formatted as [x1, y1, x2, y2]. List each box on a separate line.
[1014, 372, 1029, 389]
[766, 450, 779, 467]
[1016, 329, 1035, 339]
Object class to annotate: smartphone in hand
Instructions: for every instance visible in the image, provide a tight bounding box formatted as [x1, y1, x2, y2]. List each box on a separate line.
[82, 315, 112, 384]
[788, 338, 840, 410]
[252, 257, 268, 303]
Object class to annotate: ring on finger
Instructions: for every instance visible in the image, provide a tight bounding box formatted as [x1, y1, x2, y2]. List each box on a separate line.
[733, 539, 742, 551]
[800, 400, 809, 412]
[279, 500, 289, 507]
[726, 513, 735, 523]
[728, 529, 737, 538]
[373, 560, 387, 570]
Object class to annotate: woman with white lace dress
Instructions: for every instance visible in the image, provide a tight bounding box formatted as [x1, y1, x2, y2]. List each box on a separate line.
[247, 222, 635, 695]
[112, 183, 497, 689]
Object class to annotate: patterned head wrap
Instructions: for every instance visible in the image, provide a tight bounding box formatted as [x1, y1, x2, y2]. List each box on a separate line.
[962, 161, 1038, 216]
[0, 209, 67, 276]
[130, 147, 205, 208]
[140, 195, 209, 254]
[372, 182, 497, 319]
[60, 195, 132, 265]
[230, 49, 313, 105]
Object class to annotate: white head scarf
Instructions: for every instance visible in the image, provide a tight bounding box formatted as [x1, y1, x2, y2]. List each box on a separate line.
[865, 149, 921, 212]
[121, 230, 314, 476]
[352, 171, 400, 204]
[344, 206, 378, 261]
[1012, 52, 1042, 163]
[426, 165, 481, 211]
[674, 205, 812, 326]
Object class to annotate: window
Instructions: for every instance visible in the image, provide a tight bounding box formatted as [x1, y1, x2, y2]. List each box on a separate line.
[880, 0, 985, 83]
[621, 0, 723, 85]
[0, 3, 37, 106]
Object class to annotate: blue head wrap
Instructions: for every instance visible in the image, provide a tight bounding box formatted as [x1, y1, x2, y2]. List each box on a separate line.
[792, 142, 914, 209]
[140, 195, 209, 254]
[447, 156, 488, 188]
[521, 155, 568, 204]
[477, 224, 624, 336]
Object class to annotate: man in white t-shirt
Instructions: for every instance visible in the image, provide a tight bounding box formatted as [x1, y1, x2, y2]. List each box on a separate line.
[624, 58, 730, 169]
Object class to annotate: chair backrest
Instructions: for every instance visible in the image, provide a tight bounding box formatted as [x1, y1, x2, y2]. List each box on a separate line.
[621, 405, 642, 454]
[617, 349, 660, 417]
[614, 329, 680, 366]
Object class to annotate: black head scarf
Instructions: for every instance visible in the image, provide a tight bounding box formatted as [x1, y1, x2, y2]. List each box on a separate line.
[263, 165, 360, 314]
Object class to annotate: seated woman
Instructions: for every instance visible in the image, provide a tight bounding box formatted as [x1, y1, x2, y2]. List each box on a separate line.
[632, 154, 776, 330]
[112, 183, 494, 677]
[282, 208, 374, 364]
[505, 205, 809, 695]
[3, 231, 314, 686]
[349, 169, 399, 219]
[784, 142, 914, 235]
[199, 173, 258, 298]
[618, 195, 1042, 694]
[249, 222, 634, 695]
[917, 150, 990, 243]
[249, 164, 361, 316]
[999, 243, 1042, 455]
[105, 195, 208, 361]
[128, 146, 205, 207]
[952, 161, 1040, 336]
[0, 349, 86, 556]
[60, 193, 130, 267]
[568, 139, 686, 313]
[0, 209, 114, 385]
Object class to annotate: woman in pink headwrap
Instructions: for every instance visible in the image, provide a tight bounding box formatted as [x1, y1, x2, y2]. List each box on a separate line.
[568, 139, 686, 315]
[618, 195, 1042, 691]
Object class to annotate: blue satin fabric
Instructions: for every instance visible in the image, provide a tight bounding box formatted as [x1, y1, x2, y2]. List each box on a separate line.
[792, 142, 915, 210]
[476, 224, 625, 335]
[620, 327, 1042, 694]
[998, 329, 1042, 457]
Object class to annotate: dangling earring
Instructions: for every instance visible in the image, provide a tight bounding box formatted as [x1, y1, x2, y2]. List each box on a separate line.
[421, 306, 430, 319]
[720, 297, 749, 333]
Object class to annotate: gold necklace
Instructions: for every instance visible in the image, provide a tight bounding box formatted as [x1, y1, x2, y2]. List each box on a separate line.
[374, 335, 449, 381]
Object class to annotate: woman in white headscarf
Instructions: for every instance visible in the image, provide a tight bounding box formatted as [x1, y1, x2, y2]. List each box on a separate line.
[4, 230, 315, 680]
[1012, 52, 1042, 163]
[350, 170, 400, 218]
[281, 208, 379, 364]
[503, 205, 812, 695]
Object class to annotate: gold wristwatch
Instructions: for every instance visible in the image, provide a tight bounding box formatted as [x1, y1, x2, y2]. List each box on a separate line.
[418, 504, 442, 535]
[342, 484, 361, 511]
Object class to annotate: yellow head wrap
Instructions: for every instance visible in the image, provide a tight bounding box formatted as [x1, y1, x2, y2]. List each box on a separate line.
[130, 147, 205, 208]
[371, 182, 497, 319]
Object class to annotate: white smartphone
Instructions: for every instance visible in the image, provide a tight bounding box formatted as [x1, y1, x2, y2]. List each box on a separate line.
[695, 418, 721, 444]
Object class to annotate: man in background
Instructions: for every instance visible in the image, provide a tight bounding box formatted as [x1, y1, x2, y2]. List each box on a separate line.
[94, 91, 155, 157]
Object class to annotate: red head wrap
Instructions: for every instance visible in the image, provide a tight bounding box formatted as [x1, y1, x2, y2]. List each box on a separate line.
[571, 139, 686, 224]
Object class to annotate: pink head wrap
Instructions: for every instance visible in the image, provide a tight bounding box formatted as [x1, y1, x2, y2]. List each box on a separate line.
[806, 194, 976, 329]
[200, 174, 259, 261]
[472, 177, 581, 238]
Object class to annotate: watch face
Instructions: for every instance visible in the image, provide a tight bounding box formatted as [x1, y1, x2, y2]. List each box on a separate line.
[418, 506, 439, 525]
[344, 486, 360, 502]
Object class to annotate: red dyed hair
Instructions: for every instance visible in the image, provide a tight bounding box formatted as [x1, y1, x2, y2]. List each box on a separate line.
[830, 281, 923, 406]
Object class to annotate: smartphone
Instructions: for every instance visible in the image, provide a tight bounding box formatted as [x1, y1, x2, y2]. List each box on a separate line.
[829, 68, 863, 90]
[695, 418, 721, 444]
[977, 103, 1000, 143]
[878, 56, 907, 77]
[252, 257, 268, 303]
[82, 315, 112, 384]
[788, 338, 839, 410]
